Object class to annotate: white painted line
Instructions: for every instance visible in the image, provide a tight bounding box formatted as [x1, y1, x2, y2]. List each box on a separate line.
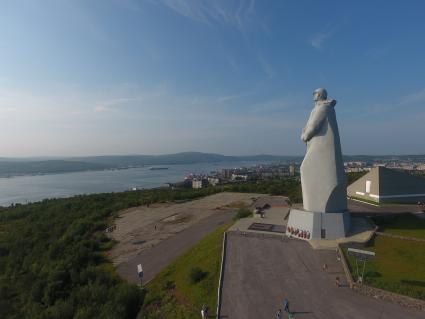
[370, 193, 425, 199]
[348, 197, 380, 207]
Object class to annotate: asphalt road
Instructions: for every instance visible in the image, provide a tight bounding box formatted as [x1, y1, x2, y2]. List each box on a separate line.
[220, 233, 424, 319]
[116, 210, 235, 284]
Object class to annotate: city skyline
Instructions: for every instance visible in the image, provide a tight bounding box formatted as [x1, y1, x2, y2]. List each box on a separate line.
[1, 1, 425, 156]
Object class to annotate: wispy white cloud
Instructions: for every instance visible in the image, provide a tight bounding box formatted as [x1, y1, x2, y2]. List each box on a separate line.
[114, 0, 142, 12]
[153, 0, 257, 30]
[0, 84, 305, 156]
[257, 55, 275, 79]
[53, 1, 109, 42]
[93, 96, 146, 113]
[225, 54, 238, 71]
[93, 105, 107, 113]
[215, 91, 256, 103]
[364, 45, 390, 59]
[0, 106, 17, 120]
[249, 98, 292, 114]
[0, 87, 90, 121]
[399, 87, 425, 105]
[346, 87, 425, 120]
[310, 26, 335, 50]
[216, 94, 242, 103]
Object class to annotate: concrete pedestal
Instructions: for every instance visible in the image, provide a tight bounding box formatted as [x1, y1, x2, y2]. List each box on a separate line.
[286, 209, 350, 240]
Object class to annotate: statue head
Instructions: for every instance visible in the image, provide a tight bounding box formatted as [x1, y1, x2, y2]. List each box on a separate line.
[313, 88, 327, 101]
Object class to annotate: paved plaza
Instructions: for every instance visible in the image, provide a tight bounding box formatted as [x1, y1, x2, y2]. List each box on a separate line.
[220, 233, 424, 319]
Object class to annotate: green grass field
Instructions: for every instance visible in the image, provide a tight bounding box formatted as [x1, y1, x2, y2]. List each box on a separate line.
[377, 213, 425, 239]
[138, 223, 231, 318]
[346, 214, 425, 300]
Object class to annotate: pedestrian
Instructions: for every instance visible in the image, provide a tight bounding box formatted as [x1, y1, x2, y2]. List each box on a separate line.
[204, 306, 208, 318]
[322, 263, 328, 271]
[154, 224, 157, 231]
[336, 248, 341, 261]
[335, 276, 340, 287]
[283, 298, 290, 313]
[201, 304, 206, 319]
[276, 309, 282, 319]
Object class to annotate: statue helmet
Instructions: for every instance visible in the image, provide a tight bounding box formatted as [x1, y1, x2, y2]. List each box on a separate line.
[313, 88, 327, 101]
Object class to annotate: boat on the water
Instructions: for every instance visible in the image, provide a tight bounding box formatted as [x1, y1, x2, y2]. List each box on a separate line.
[149, 167, 169, 170]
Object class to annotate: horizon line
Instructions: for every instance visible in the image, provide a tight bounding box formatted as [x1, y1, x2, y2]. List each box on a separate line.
[0, 152, 425, 159]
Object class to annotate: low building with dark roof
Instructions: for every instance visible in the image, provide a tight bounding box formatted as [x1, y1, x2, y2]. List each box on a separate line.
[347, 166, 425, 204]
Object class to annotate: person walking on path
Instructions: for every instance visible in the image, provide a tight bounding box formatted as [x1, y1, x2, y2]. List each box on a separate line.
[283, 298, 290, 313]
[276, 309, 282, 319]
[201, 304, 207, 319]
[335, 276, 340, 287]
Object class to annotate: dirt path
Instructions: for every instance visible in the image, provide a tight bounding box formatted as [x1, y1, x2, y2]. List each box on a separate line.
[108, 192, 265, 269]
[117, 210, 234, 284]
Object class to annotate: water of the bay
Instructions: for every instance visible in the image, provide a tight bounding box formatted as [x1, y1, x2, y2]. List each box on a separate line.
[0, 161, 265, 206]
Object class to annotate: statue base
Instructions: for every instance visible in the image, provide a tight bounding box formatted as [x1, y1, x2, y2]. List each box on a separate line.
[286, 209, 350, 240]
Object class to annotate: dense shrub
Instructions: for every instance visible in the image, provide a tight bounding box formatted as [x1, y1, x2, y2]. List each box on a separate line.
[0, 178, 305, 318]
[189, 267, 207, 283]
[234, 208, 253, 220]
[0, 187, 219, 319]
[224, 178, 302, 203]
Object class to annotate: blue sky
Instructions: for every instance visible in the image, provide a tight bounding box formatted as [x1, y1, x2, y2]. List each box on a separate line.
[0, 0, 424, 156]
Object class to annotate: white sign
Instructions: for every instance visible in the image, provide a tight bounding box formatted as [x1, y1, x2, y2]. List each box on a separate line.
[347, 248, 375, 261]
[365, 180, 371, 193]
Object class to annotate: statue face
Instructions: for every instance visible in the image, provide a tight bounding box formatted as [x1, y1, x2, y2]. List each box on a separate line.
[313, 88, 327, 102]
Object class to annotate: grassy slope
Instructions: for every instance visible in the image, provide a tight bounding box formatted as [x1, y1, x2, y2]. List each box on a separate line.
[139, 223, 231, 319]
[379, 214, 425, 239]
[346, 214, 425, 300]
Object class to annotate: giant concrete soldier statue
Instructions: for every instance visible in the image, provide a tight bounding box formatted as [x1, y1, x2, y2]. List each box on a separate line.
[286, 88, 350, 240]
[300, 88, 347, 213]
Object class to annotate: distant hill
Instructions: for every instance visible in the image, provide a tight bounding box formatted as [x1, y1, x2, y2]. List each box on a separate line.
[342, 154, 425, 164]
[0, 160, 109, 177]
[70, 152, 235, 167]
[70, 152, 300, 167]
[0, 152, 297, 178]
[0, 152, 424, 178]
